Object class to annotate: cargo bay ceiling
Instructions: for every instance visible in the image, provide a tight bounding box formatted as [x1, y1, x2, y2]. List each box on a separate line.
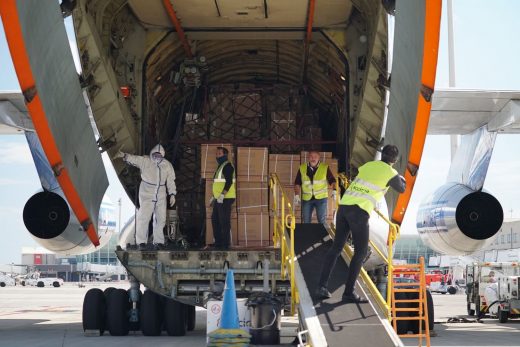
[73, 0, 389, 194]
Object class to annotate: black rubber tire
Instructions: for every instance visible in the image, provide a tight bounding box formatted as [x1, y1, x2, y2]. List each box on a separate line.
[0, 282, 5, 287]
[448, 286, 457, 295]
[140, 290, 163, 336]
[53, 281, 60, 288]
[186, 304, 196, 331]
[37, 281, 44, 287]
[107, 289, 130, 336]
[82, 288, 106, 335]
[408, 290, 434, 333]
[164, 299, 187, 336]
[393, 292, 411, 334]
[104, 287, 116, 299]
[498, 307, 509, 323]
[426, 290, 434, 331]
[467, 302, 475, 316]
[21, 281, 25, 286]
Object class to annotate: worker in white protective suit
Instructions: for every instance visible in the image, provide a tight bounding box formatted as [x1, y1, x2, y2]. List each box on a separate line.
[115, 144, 176, 250]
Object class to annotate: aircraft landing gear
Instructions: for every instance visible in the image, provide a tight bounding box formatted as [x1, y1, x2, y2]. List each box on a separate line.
[82, 288, 106, 335]
[81, 276, 194, 337]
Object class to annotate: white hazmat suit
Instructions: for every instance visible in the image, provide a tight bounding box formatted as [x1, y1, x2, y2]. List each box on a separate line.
[122, 144, 176, 245]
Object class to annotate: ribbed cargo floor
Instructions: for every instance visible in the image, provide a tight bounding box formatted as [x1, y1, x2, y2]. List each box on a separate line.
[294, 223, 397, 347]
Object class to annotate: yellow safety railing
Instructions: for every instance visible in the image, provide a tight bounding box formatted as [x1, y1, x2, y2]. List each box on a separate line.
[335, 173, 400, 319]
[269, 173, 298, 315]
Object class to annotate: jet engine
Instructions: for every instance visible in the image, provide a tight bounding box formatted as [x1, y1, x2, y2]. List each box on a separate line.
[417, 183, 503, 255]
[23, 190, 113, 255]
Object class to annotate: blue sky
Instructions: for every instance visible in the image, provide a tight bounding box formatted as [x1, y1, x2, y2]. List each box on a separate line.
[1, 1, 520, 263]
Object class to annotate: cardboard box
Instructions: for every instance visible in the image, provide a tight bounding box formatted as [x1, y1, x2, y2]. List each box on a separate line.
[303, 127, 322, 141]
[269, 154, 300, 185]
[200, 144, 235, 179]
[205, 217, 238, 246]
[237, 182, 268, 213]
[237, 213, 271, 247]
[233, 93, 262, 118]
[328, 159, 339, 177]
[271, 111, 295, 123]
[269, 184, 301, 216]
[237, 147, 268, 182]
[235, 117, 262, 140]
[300, 151, 333, 163]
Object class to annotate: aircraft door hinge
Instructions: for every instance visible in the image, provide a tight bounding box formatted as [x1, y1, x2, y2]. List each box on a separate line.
[420, 84, 434, 102]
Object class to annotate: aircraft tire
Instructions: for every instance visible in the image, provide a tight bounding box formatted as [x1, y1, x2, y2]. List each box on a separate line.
[140, 290, 163, 336]
[82, 288, 106, 335]
[186, 304, 196, 331]
[164, 299, 187, 336]
[394, 291, 411, 334]
[107, 289, 130, 336]
[408, 290, 434, 333]
[104, 287, 116, 299]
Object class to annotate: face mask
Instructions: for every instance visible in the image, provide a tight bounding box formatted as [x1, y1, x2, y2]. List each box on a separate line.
[217, 155, 228, 165]
[152, 152, 163, 163]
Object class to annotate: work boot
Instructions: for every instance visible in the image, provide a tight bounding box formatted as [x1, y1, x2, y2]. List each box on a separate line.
[138, 243, 148, 251]
[342, 292, 368, 304]
[315, 286, 332, 299]
[151, 243, 166, 251]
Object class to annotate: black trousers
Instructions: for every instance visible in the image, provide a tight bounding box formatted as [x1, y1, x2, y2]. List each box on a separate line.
[211, 198, 235, 248]
[318, 204, 370, 295]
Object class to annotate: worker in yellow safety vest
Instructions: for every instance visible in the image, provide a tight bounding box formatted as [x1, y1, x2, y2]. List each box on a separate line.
[209, 147, 236, 250]
[316, 144, 406, 303]
[293, 151, 337, 224]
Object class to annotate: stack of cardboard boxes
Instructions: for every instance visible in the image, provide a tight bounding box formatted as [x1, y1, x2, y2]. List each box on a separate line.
[268, 154, 301, 231]
[201, 143, 238, 246]
[236, 147, 270, 247]
[203, 144, 339, 248]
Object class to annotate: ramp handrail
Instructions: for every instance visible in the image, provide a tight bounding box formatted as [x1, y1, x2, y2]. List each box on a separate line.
[336, 173, 401, 319]
[269, 173, 297, 315]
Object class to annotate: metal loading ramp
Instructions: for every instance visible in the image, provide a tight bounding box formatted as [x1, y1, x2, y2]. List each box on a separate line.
[293, 223, 402, 347]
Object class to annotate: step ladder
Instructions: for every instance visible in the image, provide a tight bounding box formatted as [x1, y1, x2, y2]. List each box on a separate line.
[391, 257, 430, 347]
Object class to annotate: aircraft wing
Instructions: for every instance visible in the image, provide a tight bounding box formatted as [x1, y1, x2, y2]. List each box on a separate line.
[0, 1, 108, 246]
[0, 92, 33, 134]
[429, 89, 520, 135]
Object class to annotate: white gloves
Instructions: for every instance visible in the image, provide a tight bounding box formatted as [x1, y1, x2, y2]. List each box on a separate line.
[169, 195, 176, 207]
[217, 194, 225, 204]
[331, 190, 337, 202]
[293, 194, 301, 206]
[114, 150, 125, 159]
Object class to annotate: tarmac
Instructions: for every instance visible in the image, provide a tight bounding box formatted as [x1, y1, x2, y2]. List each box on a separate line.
[1, 282, 520, 347]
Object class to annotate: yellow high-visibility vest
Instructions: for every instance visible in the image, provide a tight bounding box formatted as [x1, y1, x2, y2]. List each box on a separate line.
[340, 160, 397, 214]
[300, 163, 329, 201]
[212, 161, 236, 199]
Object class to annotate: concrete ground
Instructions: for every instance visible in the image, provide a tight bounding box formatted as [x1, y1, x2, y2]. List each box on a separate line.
[0, 282, 297, 347]
[2, 283, 520, 346]
[403, 292, 520, 347]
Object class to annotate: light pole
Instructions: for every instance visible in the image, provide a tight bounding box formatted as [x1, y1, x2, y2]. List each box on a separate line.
[118, 198, 122, 234]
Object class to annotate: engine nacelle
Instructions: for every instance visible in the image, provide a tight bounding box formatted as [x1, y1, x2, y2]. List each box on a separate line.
[417, 183, 503, 255]
[23, 191, 113, 255]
